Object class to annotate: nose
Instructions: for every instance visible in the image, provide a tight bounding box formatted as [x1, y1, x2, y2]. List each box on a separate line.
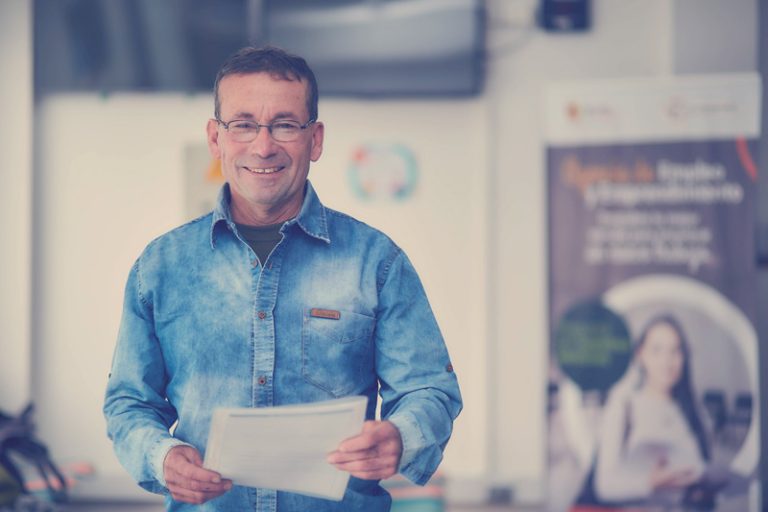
[247, 125, 279, 159]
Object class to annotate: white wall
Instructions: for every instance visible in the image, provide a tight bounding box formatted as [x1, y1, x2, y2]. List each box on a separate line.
[485, 0, 674, 499]
[673, 0, 758, 74]
[0, 0, 33, 413]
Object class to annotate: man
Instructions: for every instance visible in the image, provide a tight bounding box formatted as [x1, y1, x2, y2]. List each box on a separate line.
[104, 46, 462, 512]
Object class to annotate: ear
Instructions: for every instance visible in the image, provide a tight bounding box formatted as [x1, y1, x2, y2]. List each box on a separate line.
[206, 118, 222, 159]
[310, 121, 324, 162]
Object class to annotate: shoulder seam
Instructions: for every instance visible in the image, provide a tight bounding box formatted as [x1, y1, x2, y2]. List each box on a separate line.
[134, 213, 212, 311]
[325, 208, 398, 243]
[377, 245, 403, 293]
[141, 212, 213, 253]
[133, 259, 152, 312]
[321, 209, 404, 292]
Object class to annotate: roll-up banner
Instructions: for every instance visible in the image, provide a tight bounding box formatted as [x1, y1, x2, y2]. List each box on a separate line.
[545, 75, 761, 512]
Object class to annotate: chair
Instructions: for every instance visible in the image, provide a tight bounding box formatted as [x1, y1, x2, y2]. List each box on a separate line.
[702, 391, 727, 436]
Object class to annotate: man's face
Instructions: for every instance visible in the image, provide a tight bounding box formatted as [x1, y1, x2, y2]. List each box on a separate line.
[207, 72, 324, 223]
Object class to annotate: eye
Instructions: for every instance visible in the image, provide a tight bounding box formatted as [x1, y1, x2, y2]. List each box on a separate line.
[229, 120, 258, 131]
[272, 121, 300, 131]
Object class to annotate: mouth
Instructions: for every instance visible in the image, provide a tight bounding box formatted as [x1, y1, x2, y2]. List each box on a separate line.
[242, 166, 285, 175]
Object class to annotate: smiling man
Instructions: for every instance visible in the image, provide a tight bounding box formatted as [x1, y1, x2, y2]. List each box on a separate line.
[211, 70, 322, 226]
[103, 46, 462, 512]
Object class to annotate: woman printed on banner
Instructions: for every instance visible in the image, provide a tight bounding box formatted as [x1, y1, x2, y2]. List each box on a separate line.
[592, 315, 711, 506]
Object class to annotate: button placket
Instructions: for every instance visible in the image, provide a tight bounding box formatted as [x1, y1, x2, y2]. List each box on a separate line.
[251, 246, 281, 410]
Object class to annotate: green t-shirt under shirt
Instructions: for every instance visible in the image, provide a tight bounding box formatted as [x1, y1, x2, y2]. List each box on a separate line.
[235, 221, 283, 265]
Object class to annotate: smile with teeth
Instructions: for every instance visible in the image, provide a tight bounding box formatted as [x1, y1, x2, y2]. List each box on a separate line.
[243, 166, 284, 175]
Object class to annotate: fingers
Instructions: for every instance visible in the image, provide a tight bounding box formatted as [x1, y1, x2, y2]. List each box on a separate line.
[328, 420, 403, 480]
[651, 466, 697, 489]
[168, 485, 232, 505]
[328, 446, 379, 464]
[163, 445, 233, 504]
[337, 420, 401, 452]
[166, 472, 233, 504]
[328, 453, 401, 480]
[668, 470, 697, 487]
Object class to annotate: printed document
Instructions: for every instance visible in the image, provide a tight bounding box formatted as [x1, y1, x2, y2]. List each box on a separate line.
[203, 396, 368, 501]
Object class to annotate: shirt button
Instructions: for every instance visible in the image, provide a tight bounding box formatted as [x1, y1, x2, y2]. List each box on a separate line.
[258, 376, 267, 385]
[258, 311, 266, 320]
[446, 363, 454, 373]
[252, 259, 259, 268]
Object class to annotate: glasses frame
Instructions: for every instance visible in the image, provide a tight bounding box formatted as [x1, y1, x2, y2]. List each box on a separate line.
[215, 117, 316, 143]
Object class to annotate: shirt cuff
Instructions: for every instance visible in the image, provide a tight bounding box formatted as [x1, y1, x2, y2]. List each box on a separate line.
[387, 412, 425, 481]
[149, 437, 193, 488]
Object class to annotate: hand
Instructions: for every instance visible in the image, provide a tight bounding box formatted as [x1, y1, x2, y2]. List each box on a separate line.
[327, 420, 403, 480]
[163, 445, 233, 504]
[650, 463, 699, 490]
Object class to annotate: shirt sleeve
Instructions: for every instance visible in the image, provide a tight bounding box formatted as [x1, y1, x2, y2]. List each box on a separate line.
[103, 260, 191, 495]
[373, 249, 463, 485]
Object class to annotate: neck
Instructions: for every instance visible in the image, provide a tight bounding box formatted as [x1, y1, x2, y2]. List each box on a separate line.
[641, 382, 672, 399]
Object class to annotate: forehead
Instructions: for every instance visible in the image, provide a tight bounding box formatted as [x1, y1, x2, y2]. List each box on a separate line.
[218, 72, 309, 118]
[644, 323, 680, 347]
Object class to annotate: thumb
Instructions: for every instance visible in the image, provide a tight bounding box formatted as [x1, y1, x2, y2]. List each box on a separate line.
[188, 449, 203, 467]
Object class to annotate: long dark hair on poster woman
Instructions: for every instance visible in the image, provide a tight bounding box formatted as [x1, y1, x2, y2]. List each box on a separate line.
[635, 315, 709, 462]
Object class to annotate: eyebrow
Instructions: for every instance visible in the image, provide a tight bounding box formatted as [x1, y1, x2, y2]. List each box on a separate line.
[228, 111, 301, 121]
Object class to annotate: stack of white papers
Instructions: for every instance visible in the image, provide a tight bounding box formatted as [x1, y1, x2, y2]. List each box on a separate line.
[203, 396, 368, 501]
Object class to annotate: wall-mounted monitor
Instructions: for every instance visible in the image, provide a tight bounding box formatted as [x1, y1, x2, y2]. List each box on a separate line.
[262, 0, 485, 97]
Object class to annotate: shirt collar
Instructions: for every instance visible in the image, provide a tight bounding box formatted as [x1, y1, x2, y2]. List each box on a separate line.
[210, 181, 330, 249]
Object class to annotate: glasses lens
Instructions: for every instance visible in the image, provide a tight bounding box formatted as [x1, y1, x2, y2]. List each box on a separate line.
[271, 121, 301, 142]
[228, 121, 259, 142]
[221, 119, 309, 142]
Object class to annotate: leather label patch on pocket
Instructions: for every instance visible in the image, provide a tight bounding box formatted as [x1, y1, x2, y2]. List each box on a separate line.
[310, 308, 341, 320]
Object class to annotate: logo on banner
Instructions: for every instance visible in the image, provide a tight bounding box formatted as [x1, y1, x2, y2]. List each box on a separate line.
[565, 101, 618, 125]
[665, 95, 740, 121]
[347, 143, 418, 201]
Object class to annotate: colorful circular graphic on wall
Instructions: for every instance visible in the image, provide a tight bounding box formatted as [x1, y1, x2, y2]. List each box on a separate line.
[347, 143, 418, 201]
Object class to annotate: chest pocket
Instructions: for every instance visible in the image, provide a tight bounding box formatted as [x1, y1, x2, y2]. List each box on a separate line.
[302, 309, 376, 397]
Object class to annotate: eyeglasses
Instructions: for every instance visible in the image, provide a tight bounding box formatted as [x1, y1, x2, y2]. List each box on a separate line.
[216, 117, 315, 143]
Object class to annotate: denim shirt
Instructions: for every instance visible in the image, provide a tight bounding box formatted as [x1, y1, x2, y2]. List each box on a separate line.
[103, 182, 463, 512]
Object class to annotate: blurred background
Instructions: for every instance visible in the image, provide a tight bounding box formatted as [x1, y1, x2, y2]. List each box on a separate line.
[0, 0, 766, 510]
